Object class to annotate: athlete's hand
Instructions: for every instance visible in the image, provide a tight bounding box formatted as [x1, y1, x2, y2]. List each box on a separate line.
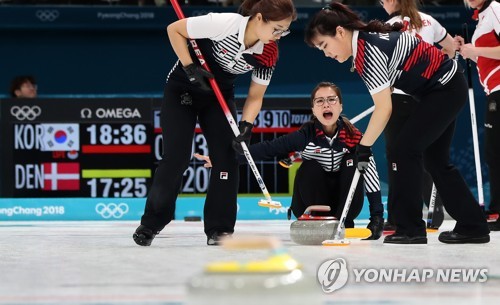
[232, 121, 253, 155]
[458, 43, 477, 60]
[279, 156, 293, 169]
[453, 36, 477, 60]
[279, 152, 301, 169]
[355, 144, 372, 173]
[194, 153, 212, 168]
[182, 64, 214, 91]
[453, 35, 464, 52]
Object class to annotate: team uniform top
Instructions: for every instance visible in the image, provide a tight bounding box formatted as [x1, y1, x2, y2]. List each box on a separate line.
[386, 12, 448, 46]
[352, 30, 458, 97]
[386, 11, 449, 95]
[166, 13, 279, 91]
[245, 118, 381, 196]
[472, 0, 500, 95]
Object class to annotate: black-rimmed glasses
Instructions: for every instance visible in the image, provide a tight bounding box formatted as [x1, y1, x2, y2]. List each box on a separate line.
[272, 28, 291, 37]
[313, 96, 339, 106]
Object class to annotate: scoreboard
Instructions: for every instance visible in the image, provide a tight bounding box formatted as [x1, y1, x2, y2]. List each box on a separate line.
[2, 99, 154, 198]
[0, 98, 312, 199]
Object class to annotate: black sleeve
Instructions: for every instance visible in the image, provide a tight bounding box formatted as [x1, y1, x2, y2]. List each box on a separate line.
[238, 128, 310, 163]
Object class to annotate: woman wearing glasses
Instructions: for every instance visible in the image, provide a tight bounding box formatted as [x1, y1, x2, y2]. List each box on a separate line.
[305, 1, 489, 244]
[133, 0, 297, 246]
[196, 82, 385, 240]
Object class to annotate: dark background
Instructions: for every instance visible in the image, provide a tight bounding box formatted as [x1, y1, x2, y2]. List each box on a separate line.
[0, 4, 489, 202]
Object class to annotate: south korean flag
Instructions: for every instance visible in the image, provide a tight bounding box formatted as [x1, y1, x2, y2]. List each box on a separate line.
[41, 123, 80, 151]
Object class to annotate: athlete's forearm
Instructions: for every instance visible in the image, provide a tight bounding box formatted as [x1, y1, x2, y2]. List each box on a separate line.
[167, 20, 194, 66]
[241, 98, 263, 123]
[360, 88, 392, 147]
[475, 46, 500, 60]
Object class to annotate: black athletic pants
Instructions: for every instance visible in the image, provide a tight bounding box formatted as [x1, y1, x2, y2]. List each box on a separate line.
[387, 71, 489, 237]
[485, 91, 500, 212]
[290, 159, 364, 228]
[140, 81, 239, 236]
[384, 93, 442, 224]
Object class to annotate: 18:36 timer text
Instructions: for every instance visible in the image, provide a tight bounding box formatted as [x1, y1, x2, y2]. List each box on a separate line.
[86, 124, 147, 145]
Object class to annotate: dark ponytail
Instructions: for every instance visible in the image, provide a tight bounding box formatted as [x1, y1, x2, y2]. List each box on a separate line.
[238, 0, 261, 16]
[239, 0, 297, 22]
[305, 1, 402, 46]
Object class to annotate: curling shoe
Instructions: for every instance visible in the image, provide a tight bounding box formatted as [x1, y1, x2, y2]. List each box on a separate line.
[438, 231, 490, 244]
[383, 221, 397, 232]
[486, 210, 499, 222]
[384, 232, 427, 245]
[363, 215, 384, 240]
[133, 225, 157, 246]
[207, 232, 233, 246]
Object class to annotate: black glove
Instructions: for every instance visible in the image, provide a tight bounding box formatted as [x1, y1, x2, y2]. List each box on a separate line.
[182, 63, 214, 91]
[279, 152, 301, 169]
[355, 144, 372, 173]
[279, 156, 293, 169]
[232, 121, 253, 155]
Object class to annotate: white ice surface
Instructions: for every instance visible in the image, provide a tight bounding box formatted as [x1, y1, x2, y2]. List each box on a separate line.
[0, 220, 498, 304]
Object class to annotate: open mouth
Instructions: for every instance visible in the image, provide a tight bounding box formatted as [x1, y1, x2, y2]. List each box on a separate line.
[323, 112, 333, 120]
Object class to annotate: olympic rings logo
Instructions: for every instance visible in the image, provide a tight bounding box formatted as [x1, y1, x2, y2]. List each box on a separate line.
[10, 106, 41, 121]
[36, 10, 60, 22]
[95, 203, 129, 219]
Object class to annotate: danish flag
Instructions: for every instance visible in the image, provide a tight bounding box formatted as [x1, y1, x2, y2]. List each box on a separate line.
[42, 162, 80, 191]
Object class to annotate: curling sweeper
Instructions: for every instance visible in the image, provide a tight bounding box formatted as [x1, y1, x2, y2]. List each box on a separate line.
[169, 0, 282, 211]
[323, 169, 362, 246]
[185, 236, 321, 305]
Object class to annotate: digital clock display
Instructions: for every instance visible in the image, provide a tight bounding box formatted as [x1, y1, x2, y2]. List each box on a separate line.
[86, 178, 148, 197]
[0, 98, 311, 198]
[85, 124, 148, 145]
